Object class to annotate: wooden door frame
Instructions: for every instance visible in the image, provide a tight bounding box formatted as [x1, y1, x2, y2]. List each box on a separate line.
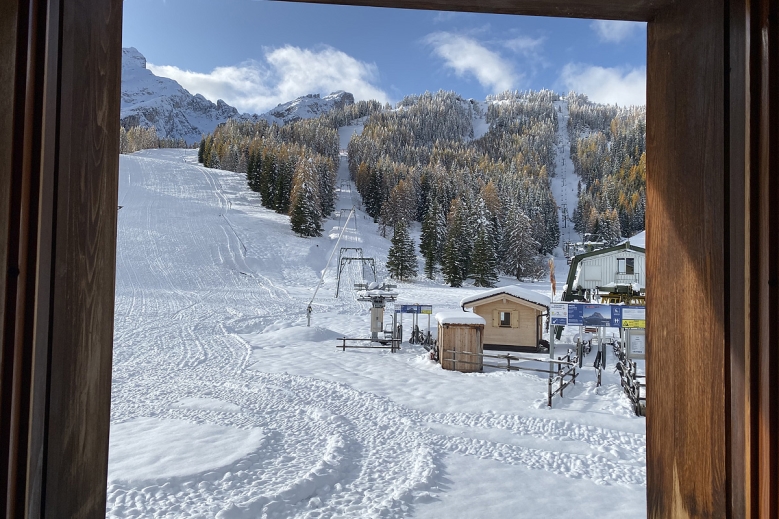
[1, 0, 776, 517]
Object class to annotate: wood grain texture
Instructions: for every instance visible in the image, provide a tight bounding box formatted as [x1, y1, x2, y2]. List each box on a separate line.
[646, 0, 728, 516]
[277, 0, 669, 21]
[41, 0, 123, 516]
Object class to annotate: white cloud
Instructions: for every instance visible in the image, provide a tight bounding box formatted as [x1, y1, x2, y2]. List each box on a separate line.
[590, 20, 645, 43]
[503, 35, 544, 57]
[148, 45, 389, 114]
[559, 64, 646, 106]
[424, 32, 517, 93]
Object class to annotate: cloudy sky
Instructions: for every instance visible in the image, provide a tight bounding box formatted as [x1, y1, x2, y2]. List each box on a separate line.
[122, 0, 646, 114]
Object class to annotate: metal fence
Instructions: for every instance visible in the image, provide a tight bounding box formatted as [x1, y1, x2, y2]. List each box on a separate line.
[336, 337, 401, 353]
[442, 350, 578, 408]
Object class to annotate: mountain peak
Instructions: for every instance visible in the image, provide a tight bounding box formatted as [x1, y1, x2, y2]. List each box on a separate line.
[120, 47, 355, 144]
[122, 47, 147, 70]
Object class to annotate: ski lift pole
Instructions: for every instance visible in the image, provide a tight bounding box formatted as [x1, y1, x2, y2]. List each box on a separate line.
[307, 206, 356, 326]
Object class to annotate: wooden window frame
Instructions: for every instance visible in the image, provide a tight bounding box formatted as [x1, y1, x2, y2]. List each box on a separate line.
[617, 257, 635, 275]
[1, 0, 777, 517]
[499, 311, 511, 327]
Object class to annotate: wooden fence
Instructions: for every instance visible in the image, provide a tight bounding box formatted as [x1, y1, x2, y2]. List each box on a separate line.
[614, 343, 646, 416]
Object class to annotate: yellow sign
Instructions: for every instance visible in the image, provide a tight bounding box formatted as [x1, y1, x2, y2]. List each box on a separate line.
[622, 319, 646, 329]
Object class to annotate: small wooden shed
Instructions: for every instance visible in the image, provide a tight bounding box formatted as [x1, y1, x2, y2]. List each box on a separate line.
[460, 286, 551, 352]
[434, 311, 485, 373]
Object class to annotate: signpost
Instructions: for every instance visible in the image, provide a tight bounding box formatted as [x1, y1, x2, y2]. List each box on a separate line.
[395, 304, 433, 343]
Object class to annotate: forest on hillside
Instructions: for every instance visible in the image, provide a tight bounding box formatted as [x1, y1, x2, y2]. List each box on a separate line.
[194, 89, 646, 287]
[348, 90, 559, 286]
[567, 94, 646, 245]
[197, 100, 382, 237]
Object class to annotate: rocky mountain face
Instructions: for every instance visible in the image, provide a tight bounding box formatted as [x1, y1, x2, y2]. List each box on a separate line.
[120, 47, 354, 144]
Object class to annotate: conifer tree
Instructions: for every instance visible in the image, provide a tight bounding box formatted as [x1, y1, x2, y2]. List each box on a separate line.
[386, 220, 417, 281]
[419, 198, 444, 279]
[289, 160, 323, 237]
[198, 138, 205, 163]
[441, 198, 470, 287]
[470, 197, 499, 287]
[502, 202, 538, 279]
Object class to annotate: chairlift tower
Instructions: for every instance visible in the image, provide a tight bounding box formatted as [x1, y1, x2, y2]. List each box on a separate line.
[355, 282, 398, 341]
[336, 247, 377, 297]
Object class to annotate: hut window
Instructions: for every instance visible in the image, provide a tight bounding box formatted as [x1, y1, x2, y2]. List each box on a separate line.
[617, 258, 635, 274]
[499, 311, 511, 327]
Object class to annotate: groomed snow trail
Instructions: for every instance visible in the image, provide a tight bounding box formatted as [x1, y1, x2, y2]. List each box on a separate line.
[109, 149, 646, 519]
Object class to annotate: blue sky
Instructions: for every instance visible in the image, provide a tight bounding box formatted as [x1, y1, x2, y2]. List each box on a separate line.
[122, 0, 646, 114]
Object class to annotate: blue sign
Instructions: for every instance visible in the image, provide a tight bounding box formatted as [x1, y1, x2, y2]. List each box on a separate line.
[398, 305, 433, 315]
[552, 303, 645, 328]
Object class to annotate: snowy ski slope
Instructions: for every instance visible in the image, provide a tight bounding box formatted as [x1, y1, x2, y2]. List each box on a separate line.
[108, 146, 646, 518]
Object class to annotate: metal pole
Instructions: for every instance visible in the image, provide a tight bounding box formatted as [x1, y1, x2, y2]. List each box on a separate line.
[308, 207, 355, 310]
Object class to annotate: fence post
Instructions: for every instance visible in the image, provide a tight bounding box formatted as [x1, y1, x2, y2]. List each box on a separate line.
[548, 376, 552, 408]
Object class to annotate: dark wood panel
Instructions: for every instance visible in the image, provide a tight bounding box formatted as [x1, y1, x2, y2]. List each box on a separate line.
[1, 0, 29, 515]
[0, 0, 17, 348]
[726, 0, 748, 514]
[646, 0, 728, 516]
[277, 0, 668, 21]
[754, 0, 779, 512]
[40, 0, 123, 516]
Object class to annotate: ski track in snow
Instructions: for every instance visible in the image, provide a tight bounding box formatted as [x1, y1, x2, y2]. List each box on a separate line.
[551, 100, 583, 278]
[109, 146, 645, 519]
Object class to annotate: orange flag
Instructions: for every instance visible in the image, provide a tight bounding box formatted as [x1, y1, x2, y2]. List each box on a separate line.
[548, 258, 557, 298]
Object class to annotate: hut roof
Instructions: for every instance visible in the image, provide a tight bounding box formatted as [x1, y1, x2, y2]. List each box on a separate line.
[460, 285, 551, 310]
[435, 310, 486, 326]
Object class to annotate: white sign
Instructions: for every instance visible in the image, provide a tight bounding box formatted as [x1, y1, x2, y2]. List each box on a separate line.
[630, 334, 645, 355]
[550, 303, 568, 325]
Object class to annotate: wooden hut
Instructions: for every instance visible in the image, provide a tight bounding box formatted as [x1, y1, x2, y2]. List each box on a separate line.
[460, 286, 551, 352]
[435, 311, 485, 373]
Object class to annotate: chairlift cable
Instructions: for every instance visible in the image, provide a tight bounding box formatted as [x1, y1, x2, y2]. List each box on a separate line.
[308, 206, 356, 308]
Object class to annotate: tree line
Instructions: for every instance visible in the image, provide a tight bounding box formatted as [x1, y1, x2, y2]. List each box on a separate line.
[119, 126, 188, 154]
[197, 100, 383, 237]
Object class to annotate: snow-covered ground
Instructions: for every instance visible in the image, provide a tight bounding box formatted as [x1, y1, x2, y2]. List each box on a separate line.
[108, 146, 646, 518]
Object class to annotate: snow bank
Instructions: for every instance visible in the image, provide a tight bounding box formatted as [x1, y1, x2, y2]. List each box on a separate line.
[108, 418, 264, 483]
[460, 285, 551, 309]
[435, 310, 486, 325]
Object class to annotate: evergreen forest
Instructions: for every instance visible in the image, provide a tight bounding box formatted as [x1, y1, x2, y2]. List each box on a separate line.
[195, 89, 646, 288]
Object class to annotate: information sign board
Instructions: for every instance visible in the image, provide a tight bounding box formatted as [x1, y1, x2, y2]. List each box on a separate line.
[550, 303, 646, 328]
[550, 303, 568, 325]
[621, 307, 646, 328]
[399, 304, 433, 314]
[630, 334, 646, 355]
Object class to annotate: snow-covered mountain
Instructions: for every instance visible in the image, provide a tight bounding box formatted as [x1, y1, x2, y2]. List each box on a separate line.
[120, 47, 354, 144]
[263, 91, 355, 124]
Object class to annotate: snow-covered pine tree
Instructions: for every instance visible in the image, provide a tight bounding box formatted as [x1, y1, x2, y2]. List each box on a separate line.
[289, 160, 323, 237]
[386, 220, 417, 281]
[441, 198, 470, 287]
[419, 198, 443, 279]
[502, 201, 538, 279]
[470, 197, 498, 287]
